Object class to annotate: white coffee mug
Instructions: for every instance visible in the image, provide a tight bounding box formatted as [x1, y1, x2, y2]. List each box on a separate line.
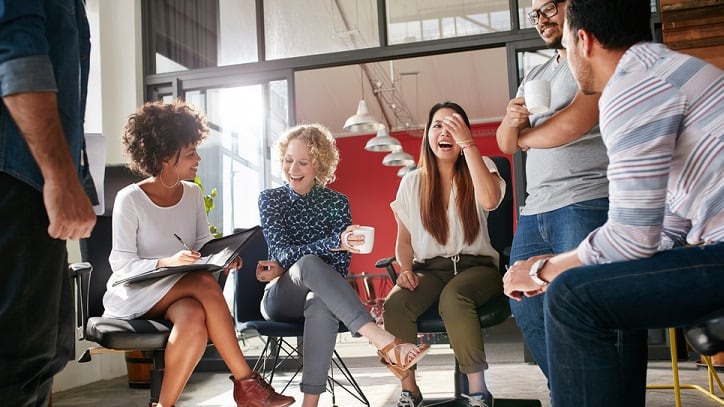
[524, 79, 551, 115]
[345, 226, 375, 254]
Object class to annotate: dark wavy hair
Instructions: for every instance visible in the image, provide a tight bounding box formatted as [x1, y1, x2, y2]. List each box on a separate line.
[122, 100, 209, 176]
[418, 101, 480, 246]
[566, 0, 652, 50]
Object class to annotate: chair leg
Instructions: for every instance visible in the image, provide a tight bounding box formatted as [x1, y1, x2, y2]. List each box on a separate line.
[254, 336, 304, 394]
[252, 335, 369, 405]
[149, 350, 165, 406]
[670, 328, 683, 407]
[701, 355, 724, 399]
[646, 328, 724, 406]
[148, 351, 166, 406]
[328, 349, 369, 406]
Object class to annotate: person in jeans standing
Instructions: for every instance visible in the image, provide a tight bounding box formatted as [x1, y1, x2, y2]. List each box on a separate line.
[503, 0, 723, 405]
[0, 1, 97, 405]
[496, 1, 650, 398]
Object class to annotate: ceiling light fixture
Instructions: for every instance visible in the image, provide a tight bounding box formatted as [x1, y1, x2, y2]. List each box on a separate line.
[397, 164, 417, 177]
[343, 65, 384, 133]
[364, 127, 402, 152]
[382, 150, 415, 167]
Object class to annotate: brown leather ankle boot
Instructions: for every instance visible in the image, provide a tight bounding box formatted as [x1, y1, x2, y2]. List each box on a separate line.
[230, 373, 295, 407]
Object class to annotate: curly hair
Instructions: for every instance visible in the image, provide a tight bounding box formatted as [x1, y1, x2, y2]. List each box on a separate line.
[122, 100, 209, 176]
[274, 123, 339, 186]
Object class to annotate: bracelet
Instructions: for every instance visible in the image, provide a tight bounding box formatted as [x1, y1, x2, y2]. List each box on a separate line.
[460, 143, 478, 151]
[455, 139, 475, 146]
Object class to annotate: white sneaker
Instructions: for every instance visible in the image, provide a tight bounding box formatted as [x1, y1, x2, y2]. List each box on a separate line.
[462, 392, 493, 407]
[396, 390, 423, 407]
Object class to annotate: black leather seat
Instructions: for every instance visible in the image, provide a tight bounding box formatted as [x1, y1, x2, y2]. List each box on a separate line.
[684, 308, 724, 357]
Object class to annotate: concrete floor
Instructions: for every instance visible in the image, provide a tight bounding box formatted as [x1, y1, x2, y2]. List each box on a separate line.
[52, 321, 723, 406]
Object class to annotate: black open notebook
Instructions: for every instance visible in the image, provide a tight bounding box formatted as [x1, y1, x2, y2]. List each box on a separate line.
[112, 226, 262, 286]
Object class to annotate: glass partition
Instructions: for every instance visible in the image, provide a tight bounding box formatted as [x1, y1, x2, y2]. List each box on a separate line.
[387, 0, 511, 45]
[148, 0, 258, 74]
[184, 80, 289, 234]
[264, 0, 379, 59]
[517, 48, 556, 83]
[517, 1, 536, 30]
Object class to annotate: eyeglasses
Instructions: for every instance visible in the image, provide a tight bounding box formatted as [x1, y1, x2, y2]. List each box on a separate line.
[527, 1, 562, 25]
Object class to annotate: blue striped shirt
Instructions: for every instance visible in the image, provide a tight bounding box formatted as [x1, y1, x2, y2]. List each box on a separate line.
[578, 42, 723, 264]
[258, 184, 351, 276]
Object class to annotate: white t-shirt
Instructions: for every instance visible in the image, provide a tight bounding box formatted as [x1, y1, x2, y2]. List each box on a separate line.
[103, 181, 213, 319]
[390, 156, 504, 264]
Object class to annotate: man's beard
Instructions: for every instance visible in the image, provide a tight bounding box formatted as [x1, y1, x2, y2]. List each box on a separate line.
[547, 36, 563, 50]
[540, 23, 564, 50]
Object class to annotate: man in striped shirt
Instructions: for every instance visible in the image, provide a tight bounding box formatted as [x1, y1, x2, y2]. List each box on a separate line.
[502, 0, 723, 405]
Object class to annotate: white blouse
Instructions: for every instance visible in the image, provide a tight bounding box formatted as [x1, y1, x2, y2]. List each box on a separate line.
[390, 156, 505, 264]
[103, 181, 213, 319]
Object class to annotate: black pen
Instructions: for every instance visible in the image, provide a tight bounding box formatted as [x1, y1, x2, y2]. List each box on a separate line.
[173, 233, 194, 252]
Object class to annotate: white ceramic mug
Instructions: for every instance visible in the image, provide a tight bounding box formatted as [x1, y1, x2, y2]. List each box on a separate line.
[524, 79, 551, 114]
[345, 226, 375, 254]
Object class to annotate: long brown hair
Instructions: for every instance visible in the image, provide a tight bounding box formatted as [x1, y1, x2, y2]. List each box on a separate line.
[418, 102, 480, 246]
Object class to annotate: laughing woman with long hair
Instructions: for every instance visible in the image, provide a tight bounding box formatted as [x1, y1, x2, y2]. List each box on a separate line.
[383, 102, 506, 407]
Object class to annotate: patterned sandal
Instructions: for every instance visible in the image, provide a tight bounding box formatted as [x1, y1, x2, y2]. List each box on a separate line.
[377, 338, 430, 379]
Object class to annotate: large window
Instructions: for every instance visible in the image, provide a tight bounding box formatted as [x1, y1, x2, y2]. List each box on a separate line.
[387, 0, 512, 44]
[178, 80, 289, 235]
[264, 0, 379, 59]
[148, 0, 258, 74]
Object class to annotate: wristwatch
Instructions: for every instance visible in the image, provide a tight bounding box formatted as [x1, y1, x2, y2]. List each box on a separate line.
[529, 258, 550, 287]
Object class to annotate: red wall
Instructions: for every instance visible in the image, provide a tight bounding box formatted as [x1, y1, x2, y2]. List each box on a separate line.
[331, 122, 510, 300]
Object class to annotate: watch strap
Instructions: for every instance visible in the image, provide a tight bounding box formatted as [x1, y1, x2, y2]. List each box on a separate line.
[529, 258, 549, 287]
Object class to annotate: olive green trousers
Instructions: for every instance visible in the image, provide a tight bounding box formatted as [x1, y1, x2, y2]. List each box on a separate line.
[383, 255, 502, 374]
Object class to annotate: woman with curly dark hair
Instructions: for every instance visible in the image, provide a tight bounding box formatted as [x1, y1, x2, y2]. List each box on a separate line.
[103, 100, 294, 407]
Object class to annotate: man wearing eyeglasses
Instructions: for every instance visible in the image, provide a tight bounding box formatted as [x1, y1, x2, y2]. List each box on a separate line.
[496, 0, 646, 400]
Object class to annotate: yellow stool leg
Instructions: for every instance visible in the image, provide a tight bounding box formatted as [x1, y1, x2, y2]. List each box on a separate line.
[647, 328, 724, 405]
[669, 328, 683, 407]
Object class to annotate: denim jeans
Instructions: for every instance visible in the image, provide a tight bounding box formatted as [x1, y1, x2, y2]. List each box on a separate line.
[261, 255, 373, 395]
[546, 243, 724, 407]
[0, 173, 73, 407]
[509, 198, 609, 378]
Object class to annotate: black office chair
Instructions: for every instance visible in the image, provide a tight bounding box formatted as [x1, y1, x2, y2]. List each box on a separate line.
[68, 164, 173, 407]
[233, 226, 369, 406]
[375, 156, 541, 407]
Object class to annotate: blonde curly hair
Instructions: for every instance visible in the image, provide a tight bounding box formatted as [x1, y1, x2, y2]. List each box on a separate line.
[275, 123, 339, 186]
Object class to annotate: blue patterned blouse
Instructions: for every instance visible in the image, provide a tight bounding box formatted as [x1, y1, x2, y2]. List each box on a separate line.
[258, 184, 352, 276]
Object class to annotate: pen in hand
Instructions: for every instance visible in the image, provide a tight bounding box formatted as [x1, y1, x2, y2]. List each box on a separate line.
[173, 233, 195, 252]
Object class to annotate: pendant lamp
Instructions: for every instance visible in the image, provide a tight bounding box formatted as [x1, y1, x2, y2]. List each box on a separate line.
[343, 65, 383, 133]
[343, 99, 384, 133]
[382, 150, 415, 167]
[365, 127, 402, 152]
[397, 164, 417, 177]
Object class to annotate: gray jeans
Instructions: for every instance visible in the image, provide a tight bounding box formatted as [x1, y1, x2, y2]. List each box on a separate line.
[261, 254, 374, 394]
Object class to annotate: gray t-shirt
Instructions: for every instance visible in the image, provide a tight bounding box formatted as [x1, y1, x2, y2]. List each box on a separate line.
[517, 54, 609, 215]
